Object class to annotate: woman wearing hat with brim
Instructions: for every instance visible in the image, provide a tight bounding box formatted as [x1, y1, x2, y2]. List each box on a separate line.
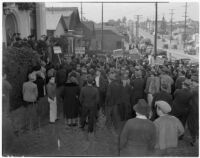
[154, 100, 184, 150]
[61, 72, 80, 127]
[119, 99, 156, 156]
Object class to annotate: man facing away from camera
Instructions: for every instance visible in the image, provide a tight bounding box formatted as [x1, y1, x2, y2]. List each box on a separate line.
[79, 74, 99, 137]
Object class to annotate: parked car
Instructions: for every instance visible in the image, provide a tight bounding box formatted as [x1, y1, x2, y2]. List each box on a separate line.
[157, 49, 167, 58]
[184, 45, 196, 55]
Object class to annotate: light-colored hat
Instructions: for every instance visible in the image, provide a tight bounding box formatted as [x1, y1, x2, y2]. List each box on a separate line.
[183, 79, 192, 88]
[155, 100, 171, 114]
[28, 73, 36, 81]
[81, 67, 87, 74]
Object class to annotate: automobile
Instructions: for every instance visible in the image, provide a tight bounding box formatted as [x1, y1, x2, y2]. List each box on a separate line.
[187, 48, 196, 55]
[180, 58, 191, 65]
[157, 49, 167, 58]
[184, 45, 196, 55]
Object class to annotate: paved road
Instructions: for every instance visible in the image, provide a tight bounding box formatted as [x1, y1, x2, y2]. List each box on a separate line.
[139, 29, 199, 63]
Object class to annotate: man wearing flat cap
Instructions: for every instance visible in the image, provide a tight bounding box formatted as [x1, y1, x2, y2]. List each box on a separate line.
[154, 100, 184, 150]
[119, 99, 156, 156]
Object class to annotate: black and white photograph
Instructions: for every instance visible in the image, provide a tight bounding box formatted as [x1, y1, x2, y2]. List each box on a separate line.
[2, 0, 199, 156]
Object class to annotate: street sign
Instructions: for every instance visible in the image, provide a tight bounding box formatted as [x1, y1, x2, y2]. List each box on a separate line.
[128, 53, 141, 60]
[75, 47, 85, 55]
[53, 46, 62, 54]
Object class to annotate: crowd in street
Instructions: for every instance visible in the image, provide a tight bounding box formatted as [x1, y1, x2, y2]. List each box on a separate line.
[3, 39, 199, 156]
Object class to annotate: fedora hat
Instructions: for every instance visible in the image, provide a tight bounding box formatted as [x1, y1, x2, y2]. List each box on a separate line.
[133, 99, 150, 117]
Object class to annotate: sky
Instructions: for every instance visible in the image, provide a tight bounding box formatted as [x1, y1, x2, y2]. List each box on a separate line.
[45, 2, 199, 23]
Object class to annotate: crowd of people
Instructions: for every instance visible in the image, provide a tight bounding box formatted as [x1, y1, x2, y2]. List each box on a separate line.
[3, 40, 199, 156]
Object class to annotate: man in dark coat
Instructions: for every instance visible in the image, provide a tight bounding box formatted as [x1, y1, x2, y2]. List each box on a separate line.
[105, 72, 123, 128]
[175, 70, 186, 90]
[187, 86, 199, 146]
[80, 75, 99, 134]
[130, 70, 145, 107]
[171, 80, 193, 128]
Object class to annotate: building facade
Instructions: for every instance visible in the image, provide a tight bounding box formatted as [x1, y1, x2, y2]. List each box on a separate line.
[93, 25, 124, 52]
[3, 3, 46, 47]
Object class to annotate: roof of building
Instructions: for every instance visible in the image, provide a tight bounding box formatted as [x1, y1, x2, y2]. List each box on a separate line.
[95, 24, 123, 37]
[46, 7, 79, 30]
[82, 21, 94, 31]
[46, 13, 62, 30]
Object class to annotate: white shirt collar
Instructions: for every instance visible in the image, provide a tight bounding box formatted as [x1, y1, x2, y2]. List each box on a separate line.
[136, 115, 147, 120]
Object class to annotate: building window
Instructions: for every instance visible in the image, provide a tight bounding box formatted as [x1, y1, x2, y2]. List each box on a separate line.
[116, 41, 121, 49]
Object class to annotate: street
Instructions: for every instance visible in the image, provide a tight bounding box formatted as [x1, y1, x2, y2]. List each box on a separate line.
[139, 29, 199, 63]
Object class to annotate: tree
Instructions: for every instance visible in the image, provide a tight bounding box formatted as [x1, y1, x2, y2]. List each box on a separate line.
[160, 16, 167, 39]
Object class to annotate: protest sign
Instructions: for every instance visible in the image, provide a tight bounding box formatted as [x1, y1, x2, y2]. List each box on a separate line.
[53, 46, 62, 54]
[75, 47, 85, 55]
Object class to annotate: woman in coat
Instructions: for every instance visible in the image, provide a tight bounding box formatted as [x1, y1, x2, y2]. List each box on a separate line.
[61, 72, 80, 127]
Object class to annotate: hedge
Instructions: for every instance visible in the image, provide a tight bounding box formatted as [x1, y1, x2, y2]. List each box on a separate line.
[3, 47, 40, 110]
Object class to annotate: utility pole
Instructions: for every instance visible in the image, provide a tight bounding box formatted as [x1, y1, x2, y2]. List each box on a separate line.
[154, 2, 158, 58]
[135, 15, 142, 39]
[169, 9, 174, 44]
[183, 2, 188, 49]
[131, 21, 134, 42]
[81, 2, 83, 21]
[101, 2, 104, 52]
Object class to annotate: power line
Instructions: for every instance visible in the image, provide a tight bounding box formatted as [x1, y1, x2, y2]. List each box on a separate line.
[169, 9, 174, 44]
